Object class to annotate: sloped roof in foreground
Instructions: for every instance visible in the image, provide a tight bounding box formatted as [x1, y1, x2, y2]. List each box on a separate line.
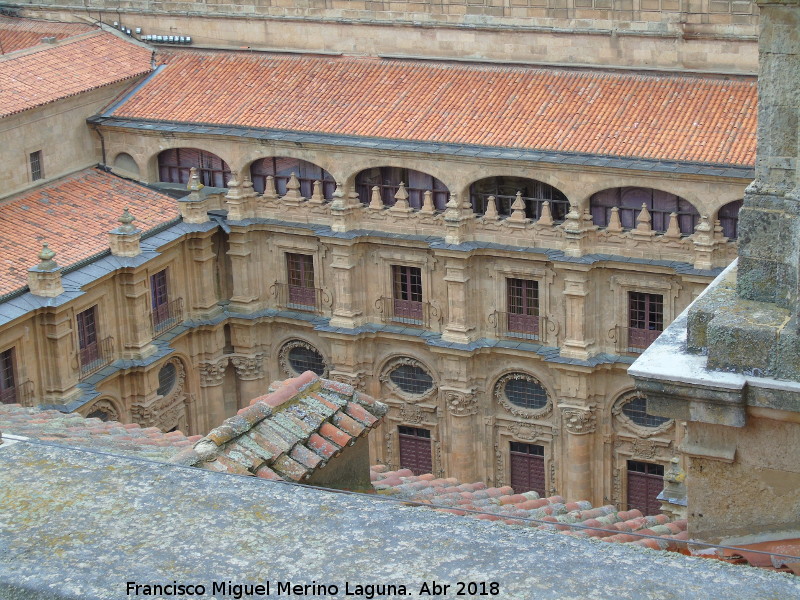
[113, 49, 758, 167]
[1, 438, 799, 600]
[0, 15, 94, 53]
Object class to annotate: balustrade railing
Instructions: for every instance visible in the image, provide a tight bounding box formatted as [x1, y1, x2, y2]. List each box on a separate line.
[488, 311, 549, 342]
[271, 282, 330, 313]
[78, 336, 114, 379]
[152, 297, 184, 336]
[375, 296, 441, 328]
[609, 326, 662, 356]
[0, 379, 34, 406]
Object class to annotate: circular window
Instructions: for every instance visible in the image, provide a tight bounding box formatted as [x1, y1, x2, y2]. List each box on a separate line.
[281, 340, 326, 376]
[621, 395, 670, 429]
[389, 363, 434, 395]
[157, 362, 177, 396]
[495, 372, 550, 417]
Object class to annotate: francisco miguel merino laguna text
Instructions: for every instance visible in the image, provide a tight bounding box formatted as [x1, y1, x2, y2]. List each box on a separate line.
[127, 579, 500, 598]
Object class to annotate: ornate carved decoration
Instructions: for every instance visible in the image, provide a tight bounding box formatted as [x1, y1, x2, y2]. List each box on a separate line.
[611, 467, 621, 508]
[444, 390, 478, 417]
[329, 371, 367, 392]
[508, 422, 545, 441]
[549, 461, 557, 495]
[631, 439, 659, 460]
[84, 398, 120, 422]
[379, 356, 437, 403]
[434, 439, 443, 477]
[278, 339, 328, 377]
[562, 407, 597, 435]
[494, 442, 504, 488]
[494, 372, 552, 419]
[399, 402, 425, 425]
[611, 391, 674, 438]
[198, 357, 228, 387]
[131, 358, 188, 432]
[230, 353, 265, 381]
[384, 430, 395, 471]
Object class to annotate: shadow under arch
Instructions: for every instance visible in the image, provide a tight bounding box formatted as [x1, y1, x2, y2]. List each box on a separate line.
[249, 156, 336, 200]
[468, 176, 570, 221]
[157, 148, 231, 188]
[590, 186, 700, 234]
[355, 166, 449, 210]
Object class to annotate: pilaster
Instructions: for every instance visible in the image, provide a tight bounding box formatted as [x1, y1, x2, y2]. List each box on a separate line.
[328, 240, 361, 328]
[227, 227, 258, 312]
[40, 310, 80, 403]
[187, 233, 220, 317]
[441, 255, 474, 344]
[117, 270, 157, 360]
[560, 267, 592, 360]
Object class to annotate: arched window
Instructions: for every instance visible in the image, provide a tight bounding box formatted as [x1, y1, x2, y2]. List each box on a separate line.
[158, 148, 230, 187]
[250, 157, 336, 199]
[590, 187, 699, 234]
[718, 199, 743, 239]
[389, 363, 434, 396]
[470, 176, 569, 221]
[621, 395, 671, 429]
[356, 167, 449, 210]
[157, 362, 178, 397]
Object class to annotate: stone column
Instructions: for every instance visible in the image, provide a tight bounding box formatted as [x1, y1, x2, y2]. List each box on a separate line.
[443, 388, 480, 482]
[117, 270, 157, 361]
[442, 255, 473, 344]
[560, 267, 591, 360]
[328, 240, 361, 329]
[231, 353, 266, 404]
[559, 405, 597, 502]
[227, 227, 258, 312]
[198, 358, 228, 431]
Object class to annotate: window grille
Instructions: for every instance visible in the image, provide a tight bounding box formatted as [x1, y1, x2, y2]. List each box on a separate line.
[157, 148, 231, 187]
[621, 395, 671, 428]
[287, 345, 326, 376]
[389, 363, 434, 395]
[628, 292, 664, 352]
[507, 278, 539, 335]
[504, 377, 548, 410]
[470, 176, 569, 221]
[356, 167, 449, 210]
[718, 199, 743, 239]
[157, 362, 177, 397]
[287, 253, 315, 307]
[392, 265, 423, 321]
[251, 157, 335, 199]
[30, 151, 43, 181]
[590, 187, 700, 234]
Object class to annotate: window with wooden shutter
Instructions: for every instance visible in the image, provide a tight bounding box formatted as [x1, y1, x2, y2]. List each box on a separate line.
[509, 442, 546, 496]
[398, 426, 433, 476]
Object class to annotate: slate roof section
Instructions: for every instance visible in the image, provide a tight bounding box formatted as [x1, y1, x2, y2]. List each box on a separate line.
[0, 403, 200, 462]
[0, 30, 152, 117]
[112, 49, 757, 166]
[171, 371, 388, 480]
[0, 15, 95, 53]
[371, 466, 690, 552]
[0, 168, 180, 296]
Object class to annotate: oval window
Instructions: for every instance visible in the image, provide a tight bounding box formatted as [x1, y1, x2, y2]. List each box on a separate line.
[622, 395, 670, 428]
[504, 376, 548, 410]
[157, 362, 177, 396]
[389, 363, 434, 395]
[288, 344, 326, 376]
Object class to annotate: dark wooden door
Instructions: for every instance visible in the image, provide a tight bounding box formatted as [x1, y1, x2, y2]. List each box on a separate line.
[398, 426, 432, 476]
[627, 461, 664, 515]
[509, 442, 545, 496]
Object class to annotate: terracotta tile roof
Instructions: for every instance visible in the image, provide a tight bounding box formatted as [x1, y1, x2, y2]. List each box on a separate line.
[371, 466, 689, 552]
[0, 403, 200, 461]
[0, 30, 152, 117]
[114, 50, 757, 167]
[0, 168, 180, 296]
[171, 371, 388, 480]
[0, 15, 95, 53]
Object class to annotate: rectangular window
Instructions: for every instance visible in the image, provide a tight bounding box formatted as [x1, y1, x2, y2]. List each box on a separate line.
[506, 278, 539, 337]
[626, 460, 665, 516]
[0, 348, 16, 404]
[77, 305, 99, 367]
[286, 253, 315, 308]
[392, 265, 423, 321]
[151, 269, 170, 328]
[627, 292, 663, 351]
[509, 442, 546, 496]
[30, 151, 43, 181]
[398, 426, 432, 476]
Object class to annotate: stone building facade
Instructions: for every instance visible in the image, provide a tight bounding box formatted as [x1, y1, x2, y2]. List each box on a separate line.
[0, 7, 756, 512]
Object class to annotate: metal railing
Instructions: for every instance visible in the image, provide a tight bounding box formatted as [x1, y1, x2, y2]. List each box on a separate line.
[487, 310, 548, 341]
[78, 336, 114, 379]
[375, 296, 442, 328]
[270, 282, 331, 313]
[151, 297, 184, 336]
[610, 326, 662, 356]
[0, 380, 34, 406]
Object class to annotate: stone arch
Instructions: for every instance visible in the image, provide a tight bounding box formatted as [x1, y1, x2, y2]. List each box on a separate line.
[716, 199, 744, 239]
[248, 156, 336, 199]
[354, 165, 450, 210]
[589, 186, 700, 234]
[155, 147, 232, 187]
[467, 175, 570, 222]
[112, 152, 140, 177]
[83, 396, 124, 423]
